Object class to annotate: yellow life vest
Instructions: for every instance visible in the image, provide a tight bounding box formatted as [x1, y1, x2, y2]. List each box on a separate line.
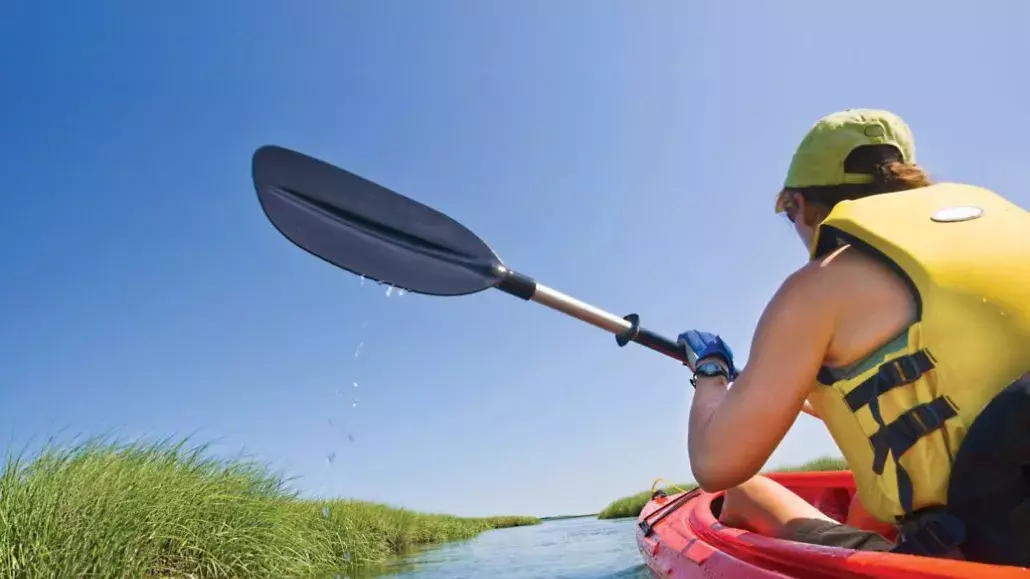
[805, 182, 1030, 523]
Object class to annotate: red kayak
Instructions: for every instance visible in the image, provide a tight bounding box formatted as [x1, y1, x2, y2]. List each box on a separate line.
[636, 470, 1029, 578]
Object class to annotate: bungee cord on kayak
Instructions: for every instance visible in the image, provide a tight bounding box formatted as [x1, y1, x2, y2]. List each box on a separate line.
[649, 478, 692, 497]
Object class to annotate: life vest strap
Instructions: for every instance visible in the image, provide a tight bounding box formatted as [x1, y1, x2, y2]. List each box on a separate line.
[848, 349, 954, 518]
[844, 350, 935, 412]
[869, 395, 959, 476]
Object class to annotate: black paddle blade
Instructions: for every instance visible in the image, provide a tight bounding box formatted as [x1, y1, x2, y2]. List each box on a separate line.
[252, 145, 507, 296]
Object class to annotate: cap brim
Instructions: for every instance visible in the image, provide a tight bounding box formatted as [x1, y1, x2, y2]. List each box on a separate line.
[774, 189, 788, 214]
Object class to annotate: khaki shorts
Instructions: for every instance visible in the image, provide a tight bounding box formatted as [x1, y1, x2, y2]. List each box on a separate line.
[781, 518, 895, 551]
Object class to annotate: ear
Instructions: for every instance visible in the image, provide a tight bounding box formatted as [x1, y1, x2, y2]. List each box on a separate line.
[797, 195, 829, 227]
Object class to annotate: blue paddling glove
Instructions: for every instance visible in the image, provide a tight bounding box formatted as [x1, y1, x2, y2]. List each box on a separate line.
[677, 330, 739, 379]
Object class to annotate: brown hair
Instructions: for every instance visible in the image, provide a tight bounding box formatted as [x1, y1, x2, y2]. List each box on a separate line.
[778, 144, 933, 227]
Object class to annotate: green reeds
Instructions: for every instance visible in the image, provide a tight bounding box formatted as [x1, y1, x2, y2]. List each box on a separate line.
[0, 437, 537, 578]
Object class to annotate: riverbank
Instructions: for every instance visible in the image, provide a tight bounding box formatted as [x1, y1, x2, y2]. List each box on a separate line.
[0, 438, 538, 578]
[597, 456, 847, 519]
[540, 513, 598, 521]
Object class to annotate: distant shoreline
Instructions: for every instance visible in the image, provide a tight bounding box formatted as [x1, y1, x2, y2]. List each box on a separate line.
[539, 513, 599, 521]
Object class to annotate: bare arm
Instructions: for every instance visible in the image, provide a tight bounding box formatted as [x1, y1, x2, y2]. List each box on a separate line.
[688, 264, 835, 491]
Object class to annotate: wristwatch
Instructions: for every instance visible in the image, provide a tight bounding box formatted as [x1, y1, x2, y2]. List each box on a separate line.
[690, 360, 730, 388]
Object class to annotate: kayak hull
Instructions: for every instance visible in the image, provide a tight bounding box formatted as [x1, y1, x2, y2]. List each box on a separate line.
[635, 470, 1029, 579]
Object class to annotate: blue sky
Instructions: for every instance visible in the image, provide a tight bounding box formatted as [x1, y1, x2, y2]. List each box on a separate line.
[1, 1, 1028, 518]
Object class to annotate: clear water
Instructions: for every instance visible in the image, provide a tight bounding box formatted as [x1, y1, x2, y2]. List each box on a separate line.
[357, 517, 651, 579]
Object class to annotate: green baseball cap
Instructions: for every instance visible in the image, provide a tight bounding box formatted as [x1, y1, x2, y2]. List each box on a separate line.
[776, 108, 916, 213]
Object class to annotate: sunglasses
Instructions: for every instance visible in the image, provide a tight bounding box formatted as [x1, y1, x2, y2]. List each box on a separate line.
[780, 194, 800, 224]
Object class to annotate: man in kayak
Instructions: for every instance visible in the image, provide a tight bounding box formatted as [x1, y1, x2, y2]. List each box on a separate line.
[678, 108, 1030, 565]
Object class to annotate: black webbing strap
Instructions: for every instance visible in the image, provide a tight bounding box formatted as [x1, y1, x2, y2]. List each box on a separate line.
[844, 351, 935, 412]
[869, 396, 958, 514]
[870, 396, 957, 476]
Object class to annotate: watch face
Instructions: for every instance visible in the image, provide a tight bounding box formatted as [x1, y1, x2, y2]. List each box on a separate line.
[696, 361, 726, 376]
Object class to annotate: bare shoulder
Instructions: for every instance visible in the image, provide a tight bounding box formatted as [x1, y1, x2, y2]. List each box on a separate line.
[797, 244, 895, 299]
[820, 244, 910, 294]
[751, 256, 838, 353]
[760, 245, 891, 334]
[769, 247, 850, 309]
[805, 244, 916, 365]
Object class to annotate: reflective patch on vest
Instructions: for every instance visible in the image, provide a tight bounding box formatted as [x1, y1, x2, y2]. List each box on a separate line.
[931, 206, 984, 223]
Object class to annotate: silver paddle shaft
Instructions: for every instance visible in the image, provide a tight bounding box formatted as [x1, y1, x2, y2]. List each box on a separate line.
[495, 266, 697, 369]
[532, 284, 634, 335]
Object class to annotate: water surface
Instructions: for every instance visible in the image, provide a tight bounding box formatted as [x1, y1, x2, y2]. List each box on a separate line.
[362, 516, 651, 579]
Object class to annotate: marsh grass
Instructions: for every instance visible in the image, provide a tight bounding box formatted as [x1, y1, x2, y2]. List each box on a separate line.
[0, 437, 537, 578]
[596, 456, 848, 520]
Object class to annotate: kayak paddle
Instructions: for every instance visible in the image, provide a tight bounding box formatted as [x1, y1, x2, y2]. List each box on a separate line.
[250, 144, 698, 370]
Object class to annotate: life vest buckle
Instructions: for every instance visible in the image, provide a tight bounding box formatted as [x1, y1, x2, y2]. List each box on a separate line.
[893, 412, 923, 441]
[868, 396, 959, 476]
[883, 355, 923, 385]
[844, 351, 935, 413]
[896, 399, 954, 443]
[894, 509, 967, 557]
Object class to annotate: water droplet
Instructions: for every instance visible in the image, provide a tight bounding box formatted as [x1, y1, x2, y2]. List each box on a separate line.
[397, 288, 406, 297]
[322, 505, 331, 518]
[354, 342, 364, 358]
[385, 286, 394, 297]
[353, 381, 359, 388]
[352, 401, 358, 408]
[359, 276, 366, 287]
[1001, 311, 1007, 316]
[328, 418, 334, 426]
[348, 434, 355, 442]
[983, 297, 989, 303]
[326, 452, 336, 465]
[343, 552, 351, 561]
